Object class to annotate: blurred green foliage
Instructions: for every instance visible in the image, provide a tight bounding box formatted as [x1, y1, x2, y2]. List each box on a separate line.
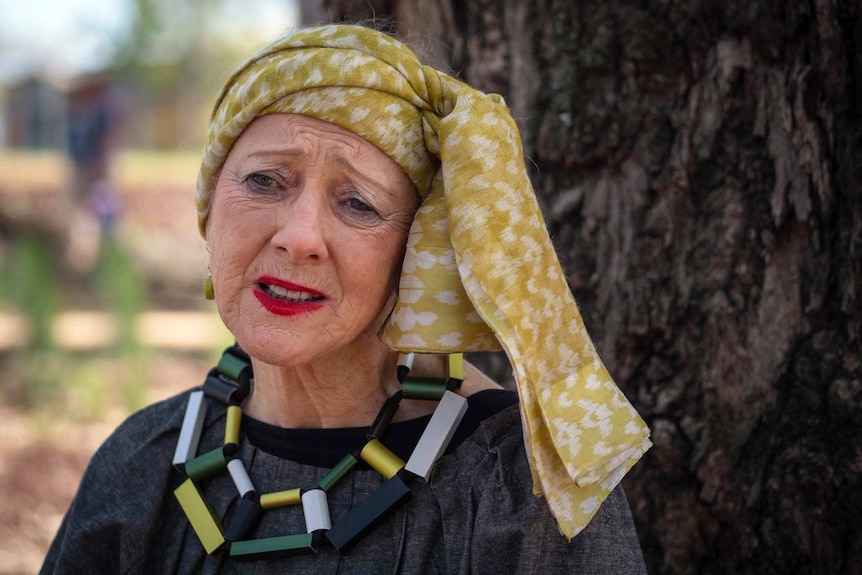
[98, 236, 147, 353]
[3, 234, 60, 350]
[0, 232, 150, 415]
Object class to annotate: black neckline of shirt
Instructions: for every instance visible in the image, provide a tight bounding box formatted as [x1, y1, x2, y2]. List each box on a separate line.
[242, 389, 518, 468]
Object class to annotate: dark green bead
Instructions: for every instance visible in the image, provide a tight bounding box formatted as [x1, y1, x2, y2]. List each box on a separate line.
[318, 454, 358, 492]
[229, 533, 316, 558]
[402, 376, 448, 401]
[185, 447, 228, 482]
[218, 352, 250, 381]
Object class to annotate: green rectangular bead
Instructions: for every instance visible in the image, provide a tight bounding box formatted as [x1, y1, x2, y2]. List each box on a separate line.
[174, 479, 225, 554]
[229, 532, 317, 559]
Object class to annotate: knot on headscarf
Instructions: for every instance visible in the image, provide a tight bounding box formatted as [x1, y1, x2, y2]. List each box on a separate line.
[196, 24, 651, 539]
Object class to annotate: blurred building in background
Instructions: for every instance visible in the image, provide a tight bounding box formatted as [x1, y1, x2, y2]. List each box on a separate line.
[2, 74, 66, 149]
[1, 69, 202, 153]
[0, 0, 301, 152]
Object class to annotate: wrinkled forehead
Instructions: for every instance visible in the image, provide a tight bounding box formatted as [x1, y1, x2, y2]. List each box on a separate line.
[222, 113, 417, 198]
[222, 86, 438, 200]
[259, 87, 437, 197]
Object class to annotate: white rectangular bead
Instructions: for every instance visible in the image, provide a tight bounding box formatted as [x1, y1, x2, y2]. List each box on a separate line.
[172, 391, 208, 467]
[405, 390, 468, 480]
[302, 489, 332, 532]
[227, 458, 255, 497]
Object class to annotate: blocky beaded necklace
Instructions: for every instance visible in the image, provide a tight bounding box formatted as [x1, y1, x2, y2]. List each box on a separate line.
[172, 345, 467, 559]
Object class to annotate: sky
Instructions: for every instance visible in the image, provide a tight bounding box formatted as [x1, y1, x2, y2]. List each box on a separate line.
[0, 0, 299, 81]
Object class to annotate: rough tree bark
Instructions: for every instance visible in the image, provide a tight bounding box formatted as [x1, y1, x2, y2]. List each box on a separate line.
[310, 2, 862, 573]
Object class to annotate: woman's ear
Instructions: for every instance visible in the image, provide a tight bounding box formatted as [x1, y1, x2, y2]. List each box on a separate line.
[374, 289, 399, 340]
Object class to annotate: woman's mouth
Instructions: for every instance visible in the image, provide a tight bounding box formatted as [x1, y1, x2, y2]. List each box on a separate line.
[259, 283, 324, 302]
[253, 276, 327, 316]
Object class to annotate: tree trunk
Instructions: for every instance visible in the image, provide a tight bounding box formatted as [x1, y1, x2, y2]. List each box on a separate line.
[312, 2, 862, 573]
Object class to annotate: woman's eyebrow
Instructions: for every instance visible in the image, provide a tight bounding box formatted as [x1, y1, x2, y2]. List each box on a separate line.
[329, 154, 404, 193]
[243, 148, 307, 162]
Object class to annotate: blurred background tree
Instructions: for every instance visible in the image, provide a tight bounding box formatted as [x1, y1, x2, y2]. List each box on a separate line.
[113, 0, 297, 147]
[304, 1, 862, 574]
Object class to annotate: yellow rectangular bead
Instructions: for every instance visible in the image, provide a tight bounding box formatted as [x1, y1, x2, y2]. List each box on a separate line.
[174, 478, 224, 554]
[446, 353, 464, 381]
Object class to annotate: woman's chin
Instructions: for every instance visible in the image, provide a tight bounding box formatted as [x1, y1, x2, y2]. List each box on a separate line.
[232, 331, 314, 367]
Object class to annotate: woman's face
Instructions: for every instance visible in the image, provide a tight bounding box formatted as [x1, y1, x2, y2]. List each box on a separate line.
[206, 114, 418, 366]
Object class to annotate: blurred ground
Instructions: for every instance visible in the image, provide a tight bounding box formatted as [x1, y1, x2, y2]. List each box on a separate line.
[0, 150, 232, 574]
[0, 354, 214, 573]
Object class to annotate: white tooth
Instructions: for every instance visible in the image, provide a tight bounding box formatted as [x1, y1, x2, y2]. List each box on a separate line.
[269, 285, 290, 297]
[265, 284, 320, 302]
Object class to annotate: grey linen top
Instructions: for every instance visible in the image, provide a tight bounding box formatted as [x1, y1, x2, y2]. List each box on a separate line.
[41, 389, 647, 574]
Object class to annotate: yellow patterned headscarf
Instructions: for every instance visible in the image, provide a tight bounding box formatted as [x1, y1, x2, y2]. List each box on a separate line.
[196, 24, 650, 539]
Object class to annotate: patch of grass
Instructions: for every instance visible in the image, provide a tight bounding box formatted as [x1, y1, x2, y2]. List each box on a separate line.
[2, 235, 61, 351]
[7, 350, 67, 410]
[97, 237, 147, 353]
[96, 236, 150, 412]
[0, 232, 154, 416]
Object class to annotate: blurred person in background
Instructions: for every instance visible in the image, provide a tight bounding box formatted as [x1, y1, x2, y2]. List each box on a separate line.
[65, 73, 122, 271]
[41, 23, 651, 573]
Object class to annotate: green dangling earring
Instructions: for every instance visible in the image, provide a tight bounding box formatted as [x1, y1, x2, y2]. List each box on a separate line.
[204, 275, 215, 300]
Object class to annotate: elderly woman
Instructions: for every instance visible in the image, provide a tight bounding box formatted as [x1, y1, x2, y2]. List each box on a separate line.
[42, 24, 651, 574]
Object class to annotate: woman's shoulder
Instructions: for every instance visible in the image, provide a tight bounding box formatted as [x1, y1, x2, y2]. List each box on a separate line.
[99, 389, 196, 454]
[431, 389, 527, 493]
[432, 390, 648, 574]
[40, 389, 213, 573]
[84, 388, 219, 482]
[455, 389, 520, 450]
[456, 389, 523, 455]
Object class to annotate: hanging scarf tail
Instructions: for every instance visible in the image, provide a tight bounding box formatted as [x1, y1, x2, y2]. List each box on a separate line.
[450, 203, 651, 539]
[492, 313, 651, 539]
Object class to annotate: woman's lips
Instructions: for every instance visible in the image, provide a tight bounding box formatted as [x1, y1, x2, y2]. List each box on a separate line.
[253, 276, 327, 316]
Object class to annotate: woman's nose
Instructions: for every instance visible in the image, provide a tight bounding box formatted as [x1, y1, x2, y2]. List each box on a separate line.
[270, 188, 329, 263]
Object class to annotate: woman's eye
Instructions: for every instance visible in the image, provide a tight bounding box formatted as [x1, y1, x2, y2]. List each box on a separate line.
[249, 173, 277, 188]
[347, 196, 374, 212]
[341, 193, 382, 222]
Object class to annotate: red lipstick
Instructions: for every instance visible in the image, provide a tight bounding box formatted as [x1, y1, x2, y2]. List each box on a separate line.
[253, 275, 327, 316]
